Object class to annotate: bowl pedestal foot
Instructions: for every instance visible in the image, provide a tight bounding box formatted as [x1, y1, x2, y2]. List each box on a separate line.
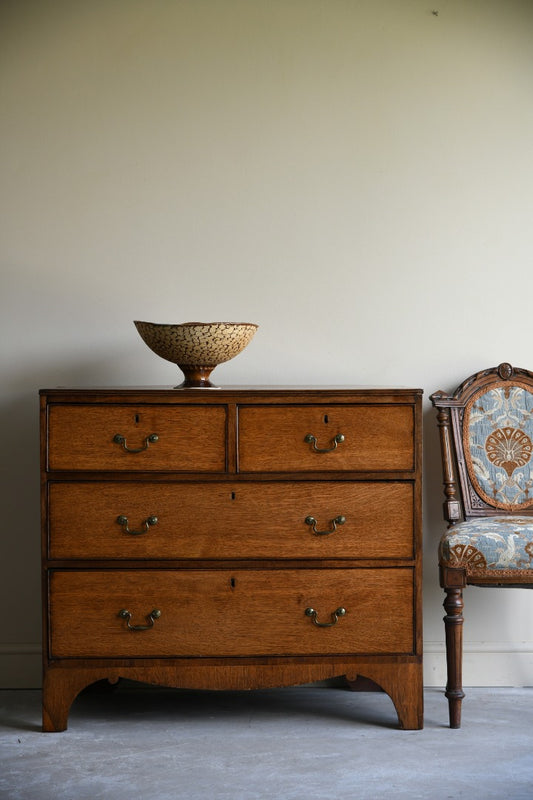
[175, 365, 219, 389]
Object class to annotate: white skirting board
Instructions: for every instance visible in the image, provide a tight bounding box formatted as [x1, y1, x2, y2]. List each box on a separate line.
[424, 641, 533, 687]
[1, 643, 533, 689]
[0, 644, 42, 689]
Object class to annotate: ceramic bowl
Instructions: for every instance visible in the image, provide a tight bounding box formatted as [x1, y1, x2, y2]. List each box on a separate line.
[134, 320, 258, 388]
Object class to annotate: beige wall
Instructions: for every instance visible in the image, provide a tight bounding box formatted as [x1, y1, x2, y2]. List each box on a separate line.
[2, 0, 533, 687]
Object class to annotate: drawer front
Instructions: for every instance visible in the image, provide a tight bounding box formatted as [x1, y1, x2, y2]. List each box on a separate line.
[48, 481, 414, 560]
[49, 568, 414, 658]
[238, 405, 415, 472]
[47, 405, 226, 472]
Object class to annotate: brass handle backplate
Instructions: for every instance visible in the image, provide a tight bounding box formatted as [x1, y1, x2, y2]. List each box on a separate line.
[305, 515, 346, 536]
[113, 433, 159, 453]
[304, 433, 345, 453]
[116, 514, 158, 535]
[118, 608, 161, 631]
[305, 607, 346, 627]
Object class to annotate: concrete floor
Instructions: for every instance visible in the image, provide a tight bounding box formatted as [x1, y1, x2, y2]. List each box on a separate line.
[0, 684, 532, 800]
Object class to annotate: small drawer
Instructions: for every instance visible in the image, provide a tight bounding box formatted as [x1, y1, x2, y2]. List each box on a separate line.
[48, 481, 414, 560]
[47, 404, 226, 472]
[49, 568, 414, 658]
[237, 405, 415, 472]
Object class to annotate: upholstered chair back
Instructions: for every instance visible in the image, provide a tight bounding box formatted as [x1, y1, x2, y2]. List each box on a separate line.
[463, 381, 533, 512]
[432, 363, 533, 523]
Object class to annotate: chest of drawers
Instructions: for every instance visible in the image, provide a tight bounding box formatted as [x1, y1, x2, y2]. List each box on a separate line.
[40, 386, 423, 730]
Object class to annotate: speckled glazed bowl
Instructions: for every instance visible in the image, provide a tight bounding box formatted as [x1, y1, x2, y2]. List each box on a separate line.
[134, 321, 258, 388]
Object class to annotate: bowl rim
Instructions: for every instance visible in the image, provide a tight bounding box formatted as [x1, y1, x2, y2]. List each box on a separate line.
[134, 320, 258, 329]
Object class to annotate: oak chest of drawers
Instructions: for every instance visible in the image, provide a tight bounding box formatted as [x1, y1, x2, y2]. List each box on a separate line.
[40, 386, 423, 730]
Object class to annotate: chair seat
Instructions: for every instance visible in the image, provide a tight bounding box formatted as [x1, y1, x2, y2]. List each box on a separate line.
[439, 517, 533, 575]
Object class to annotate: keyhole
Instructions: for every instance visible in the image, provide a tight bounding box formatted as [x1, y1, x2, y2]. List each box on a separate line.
[231, 491, 236, 500]
[230, 577, 236, 589]
[134, 414, 140, 424]
[324, 415, 329, 424]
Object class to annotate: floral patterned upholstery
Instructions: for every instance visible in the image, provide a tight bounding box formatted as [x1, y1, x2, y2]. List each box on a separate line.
[440, 517, 533, 578]
[439, 382, 533, 577]
[464, 384, 533, 510]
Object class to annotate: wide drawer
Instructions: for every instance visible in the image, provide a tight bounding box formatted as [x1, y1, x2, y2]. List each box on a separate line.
[49, 568, 414, 658]
[48, 481, 414, 560]
[237, 405, 415, 472]
[47, 405, 226, 472]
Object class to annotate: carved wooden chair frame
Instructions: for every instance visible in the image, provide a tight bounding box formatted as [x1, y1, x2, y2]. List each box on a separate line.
[431, 362, 533, 727]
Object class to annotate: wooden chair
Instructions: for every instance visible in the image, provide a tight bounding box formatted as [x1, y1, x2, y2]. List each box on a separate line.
[431, 362, 533, 728]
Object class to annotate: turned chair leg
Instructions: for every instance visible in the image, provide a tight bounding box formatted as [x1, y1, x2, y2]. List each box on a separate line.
[443, 587, 465, 728]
